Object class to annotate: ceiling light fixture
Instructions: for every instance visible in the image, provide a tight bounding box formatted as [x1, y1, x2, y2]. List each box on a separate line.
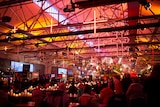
[6, 33, 12, 42]
[139, 0, 151, 10]
[63, 4, 75, 12]
[144, 2, 151, 10]
[39, 58, 43, 62]
[35, 43, 39, 47]
[2, 16, 11, 22]
[63, 0, 75, 12]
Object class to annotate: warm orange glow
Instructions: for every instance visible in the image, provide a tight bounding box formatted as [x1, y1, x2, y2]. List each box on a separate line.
[149, 6, 160, 15]
[0, 35, 6, 40]
[141, 2, 160, 15]
[43, 37, 53, 42]
[11, 41, 24, 45]
[138, 37, 149, 42]
[0, 46, 13, 51]
[12, 34, 28, 38]
[69, 42, 80, 48]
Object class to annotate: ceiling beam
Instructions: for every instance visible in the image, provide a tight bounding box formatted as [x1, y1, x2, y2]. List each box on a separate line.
[12, 33, 159, 47]
[20, 14, 160, 32]
[0, 14, 158, 35]
[73, 0, 136, 9]
[2, 41, 160, 54]
[128, 1, 139, 43]
[0, 0, 32, 7]
[0, 22, 159, 42]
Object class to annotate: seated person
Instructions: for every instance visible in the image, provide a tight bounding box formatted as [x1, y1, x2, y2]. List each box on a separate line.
[68, 81, 77, 94]
[32, 88, 51, 107]
[107, 94, 127, 107]
[78, 85, 100, 107]
[44, 82, 69, 107]
[0, 80, 15, 107]
[99, 81, 114, 106]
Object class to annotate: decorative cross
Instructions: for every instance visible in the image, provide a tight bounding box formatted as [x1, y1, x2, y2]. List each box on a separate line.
[111, 32, 130, 58]
[93, 10, 129, 58]
[93, 10, 100, 52]
[13, 26, 17, 33]
[50, 19, 53, 33]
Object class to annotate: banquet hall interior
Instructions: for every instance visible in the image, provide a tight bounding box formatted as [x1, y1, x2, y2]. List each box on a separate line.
[0, 0, 160, 107]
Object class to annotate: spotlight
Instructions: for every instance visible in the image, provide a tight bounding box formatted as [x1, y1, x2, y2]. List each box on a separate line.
[144, 2, 151, 10]
[35, 43, 39, 47]
[63, 4, 75, 12]
[6, 33, 12, 42]
[2, 16, 11, 22]
[62, 52, 67, 57]
[7, 37, 11, 42]
[139, 0, 151, 10]
[40, 58, 43, 62]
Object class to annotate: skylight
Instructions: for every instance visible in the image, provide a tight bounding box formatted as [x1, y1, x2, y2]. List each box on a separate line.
[33, 0, 96, 50]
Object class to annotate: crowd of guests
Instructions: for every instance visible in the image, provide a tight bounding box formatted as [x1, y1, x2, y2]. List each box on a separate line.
[1, 63, 160, 107]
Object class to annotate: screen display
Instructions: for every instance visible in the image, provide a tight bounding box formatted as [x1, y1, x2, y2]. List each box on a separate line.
[58, 68, 67, 74]
[51, 74, 55, 77]
[68, 70, 73, 75]
[11, 61, 34, 72]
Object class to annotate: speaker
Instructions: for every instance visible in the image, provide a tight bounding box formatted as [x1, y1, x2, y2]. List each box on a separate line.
[2, 16, 11, 22]
[23, 64, 30, 72]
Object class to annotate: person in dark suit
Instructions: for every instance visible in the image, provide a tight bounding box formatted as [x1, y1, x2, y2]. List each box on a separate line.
[32, 88, 51, 107]
[143, 63, 160, 107]
[0, 79, 15, 107]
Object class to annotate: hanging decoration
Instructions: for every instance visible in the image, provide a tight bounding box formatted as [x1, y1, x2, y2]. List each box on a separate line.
[50, 19, 53, 33]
